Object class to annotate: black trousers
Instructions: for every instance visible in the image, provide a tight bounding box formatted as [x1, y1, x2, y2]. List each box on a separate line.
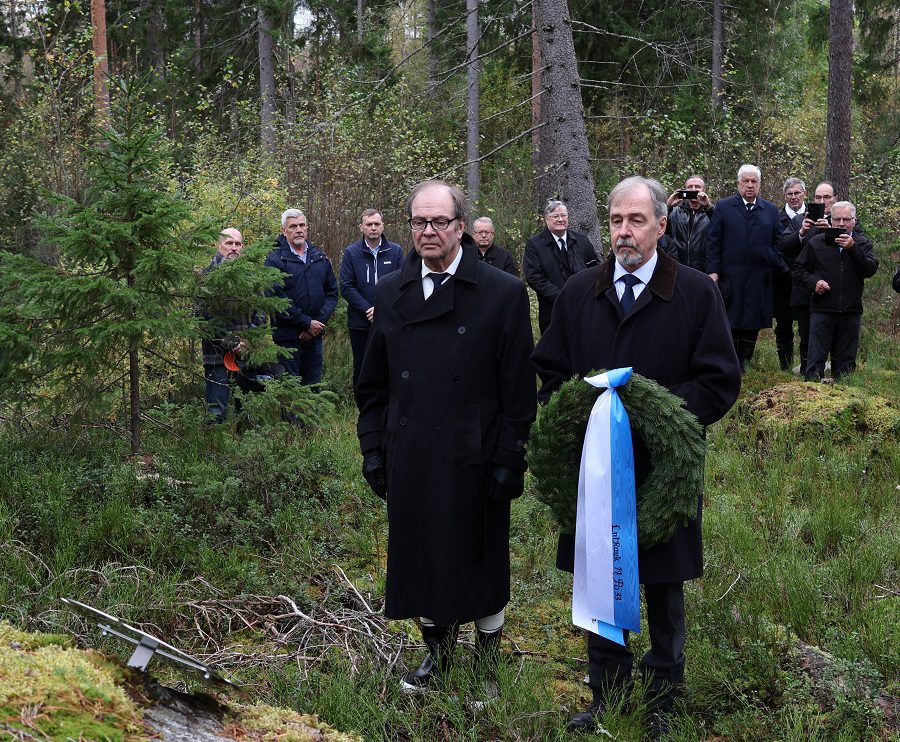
[587, 581, 685, 712]
[793, 304, 810, 372]
[730, 328, 759, 370]
[805, 312, 861, 381]
[773, 280, 794, 369]
[349, 327, 371, 393]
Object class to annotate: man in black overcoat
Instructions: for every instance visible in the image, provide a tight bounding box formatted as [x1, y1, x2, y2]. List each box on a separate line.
[774, 177, 808, 370]
[356, 180, 536, 697]
[532, 176, 741, 739]
[523, 199, 599, 334]
[706, 164, 789, 371]
[472, 216, 519, 277]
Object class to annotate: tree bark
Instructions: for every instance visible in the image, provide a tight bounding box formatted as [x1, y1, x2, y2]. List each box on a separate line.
[427, 0, 438, 93]
[357, 0, 365, 45]
[533, 0, 601, 251]
[825, 0, 853, 199]
[531, 0, 548, 210]
[193, 0, 202, 75]
[258, 2, 277, 156]
[711, 0, 724, 109]
[90, 0, 110, 127]
[465, 0, 480, 203]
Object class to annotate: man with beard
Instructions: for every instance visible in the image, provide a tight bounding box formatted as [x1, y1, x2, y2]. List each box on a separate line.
[532, 176, 740, 739]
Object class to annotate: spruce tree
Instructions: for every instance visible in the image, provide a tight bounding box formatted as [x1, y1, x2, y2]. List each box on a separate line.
[0, 82, 215, 454]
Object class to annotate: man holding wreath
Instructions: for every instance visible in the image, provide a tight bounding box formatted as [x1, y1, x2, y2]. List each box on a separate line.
[531, 176, 741, 738]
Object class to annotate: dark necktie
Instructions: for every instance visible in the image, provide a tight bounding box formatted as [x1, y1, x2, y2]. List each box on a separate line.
[746, 203, 754, 213]
[558, 237, 572, 275]
[619, 274, 641, 315]
[429, 272, 448, 294]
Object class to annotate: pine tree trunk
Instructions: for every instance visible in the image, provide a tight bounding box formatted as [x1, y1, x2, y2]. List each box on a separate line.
[531, 0, 548, 211]
[533, 0, 601, 251]
[427, 0, 438, 94]
[711, 0, 724, 109]
[465, 0, 480, 203]
[90, 0, 110, 127]
[193, 0, 202, 75]
[825, 0, 853, 199]
[258, 2, 277, 156]
[357, 0, 365, 45]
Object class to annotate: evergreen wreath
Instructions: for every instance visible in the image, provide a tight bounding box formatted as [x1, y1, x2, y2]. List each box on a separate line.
[528, 371, 706, 549]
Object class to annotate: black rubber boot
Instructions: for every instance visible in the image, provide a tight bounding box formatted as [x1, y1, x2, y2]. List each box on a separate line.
[470, 628, 502, 709]
[400, 623, 458, 694]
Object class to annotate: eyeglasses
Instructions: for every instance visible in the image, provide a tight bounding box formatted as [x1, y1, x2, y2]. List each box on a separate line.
[409, 217, 457, 231]
[473, 230, 494, 236]
[784, 190, 804, 197]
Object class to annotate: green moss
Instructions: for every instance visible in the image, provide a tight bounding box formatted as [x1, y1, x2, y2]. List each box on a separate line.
[0, 621, 146, 740]
[735, 382, 900, 442]
[225, 702, 363, 741]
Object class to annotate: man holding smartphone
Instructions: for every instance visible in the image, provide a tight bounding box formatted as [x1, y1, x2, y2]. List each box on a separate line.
[664, 176, 714, 271]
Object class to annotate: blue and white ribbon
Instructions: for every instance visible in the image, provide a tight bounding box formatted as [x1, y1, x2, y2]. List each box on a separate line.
[572, 368, 641, 645]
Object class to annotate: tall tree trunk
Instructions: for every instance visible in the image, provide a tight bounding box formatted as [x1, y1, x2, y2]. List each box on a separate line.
[258, 2, 277, 156]
[90, 0, 110, 127]
[533, 0, 601, 252]
[146, 0, 165, 75]
[427, 0, 438, 93]
[825, 0, 853, 199]
[711, 0, 724, 110]
[193, 0, 202, 75]
[465, 0, 480, 202]
[357, 0, 365, 45]
[531, 0, 548, 211]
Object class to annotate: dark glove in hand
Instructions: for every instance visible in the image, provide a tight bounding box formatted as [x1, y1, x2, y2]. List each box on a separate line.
[362, 451, 387, 500]
[489, 465, 525, 502]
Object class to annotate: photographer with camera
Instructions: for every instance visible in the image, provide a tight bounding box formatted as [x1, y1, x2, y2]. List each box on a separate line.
[794, 201, 878, 382]
[664, 176, 714, 272]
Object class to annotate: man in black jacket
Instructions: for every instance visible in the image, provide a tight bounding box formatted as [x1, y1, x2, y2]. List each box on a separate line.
[773, 177, 808, 370]
[664, 175, 714, 272]
[523, 200, 599, 334]
[794, 201, 878, 381]
[472, 217, 519, 276]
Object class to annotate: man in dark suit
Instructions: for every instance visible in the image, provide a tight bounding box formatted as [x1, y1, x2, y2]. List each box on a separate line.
[523, 199, 599, 334]
[532, 176, 741, 739]
[356, 180, 536, 700]
[773, 177, 808, 370]
[706, 164, 788, 371]
[472, 216, 519, 276]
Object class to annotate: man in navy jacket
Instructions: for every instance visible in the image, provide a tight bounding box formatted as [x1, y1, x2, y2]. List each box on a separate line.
[340, 209, 404, 393]
[265, 209, 338, 385]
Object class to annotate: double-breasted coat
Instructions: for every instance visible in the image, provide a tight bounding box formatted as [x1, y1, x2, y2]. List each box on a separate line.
[531, 252, 741, 584]
[356, 238, 536, 625]
[523, 227, 599, 333]
[705, 194, 788, 331]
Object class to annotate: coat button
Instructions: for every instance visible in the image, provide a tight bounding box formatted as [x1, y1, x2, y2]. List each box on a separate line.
[399, 417, 407, 426]
[452, 374, 461, 383]
[401, 370, 410, 379]
[457, 326, 466, 334]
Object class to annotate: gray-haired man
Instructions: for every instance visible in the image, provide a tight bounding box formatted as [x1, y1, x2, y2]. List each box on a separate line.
[523, 200, 599, 334]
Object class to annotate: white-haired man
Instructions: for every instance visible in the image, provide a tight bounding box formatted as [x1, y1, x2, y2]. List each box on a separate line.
[265, 209, 338, 384]
[794, 200, 878, 381]
[706, 164, 788, 371]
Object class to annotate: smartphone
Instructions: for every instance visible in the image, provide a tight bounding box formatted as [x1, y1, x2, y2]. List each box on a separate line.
[807, 202, 825, 221]
[824, 227, 846, 245]
[679, 190, 699, 200]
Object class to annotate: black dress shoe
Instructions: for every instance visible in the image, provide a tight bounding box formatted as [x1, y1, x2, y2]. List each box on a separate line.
[566, 701, 605, 732]
[647, 711, 672, 741]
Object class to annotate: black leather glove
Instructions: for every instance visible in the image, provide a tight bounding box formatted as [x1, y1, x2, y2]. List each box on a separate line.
[362, 451, 387, 500]
[488, 465, 525, 502]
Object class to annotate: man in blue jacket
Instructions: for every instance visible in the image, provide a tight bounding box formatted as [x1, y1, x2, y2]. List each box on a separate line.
[339, 209, 404, 393]
[265, 209, 339, 385]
